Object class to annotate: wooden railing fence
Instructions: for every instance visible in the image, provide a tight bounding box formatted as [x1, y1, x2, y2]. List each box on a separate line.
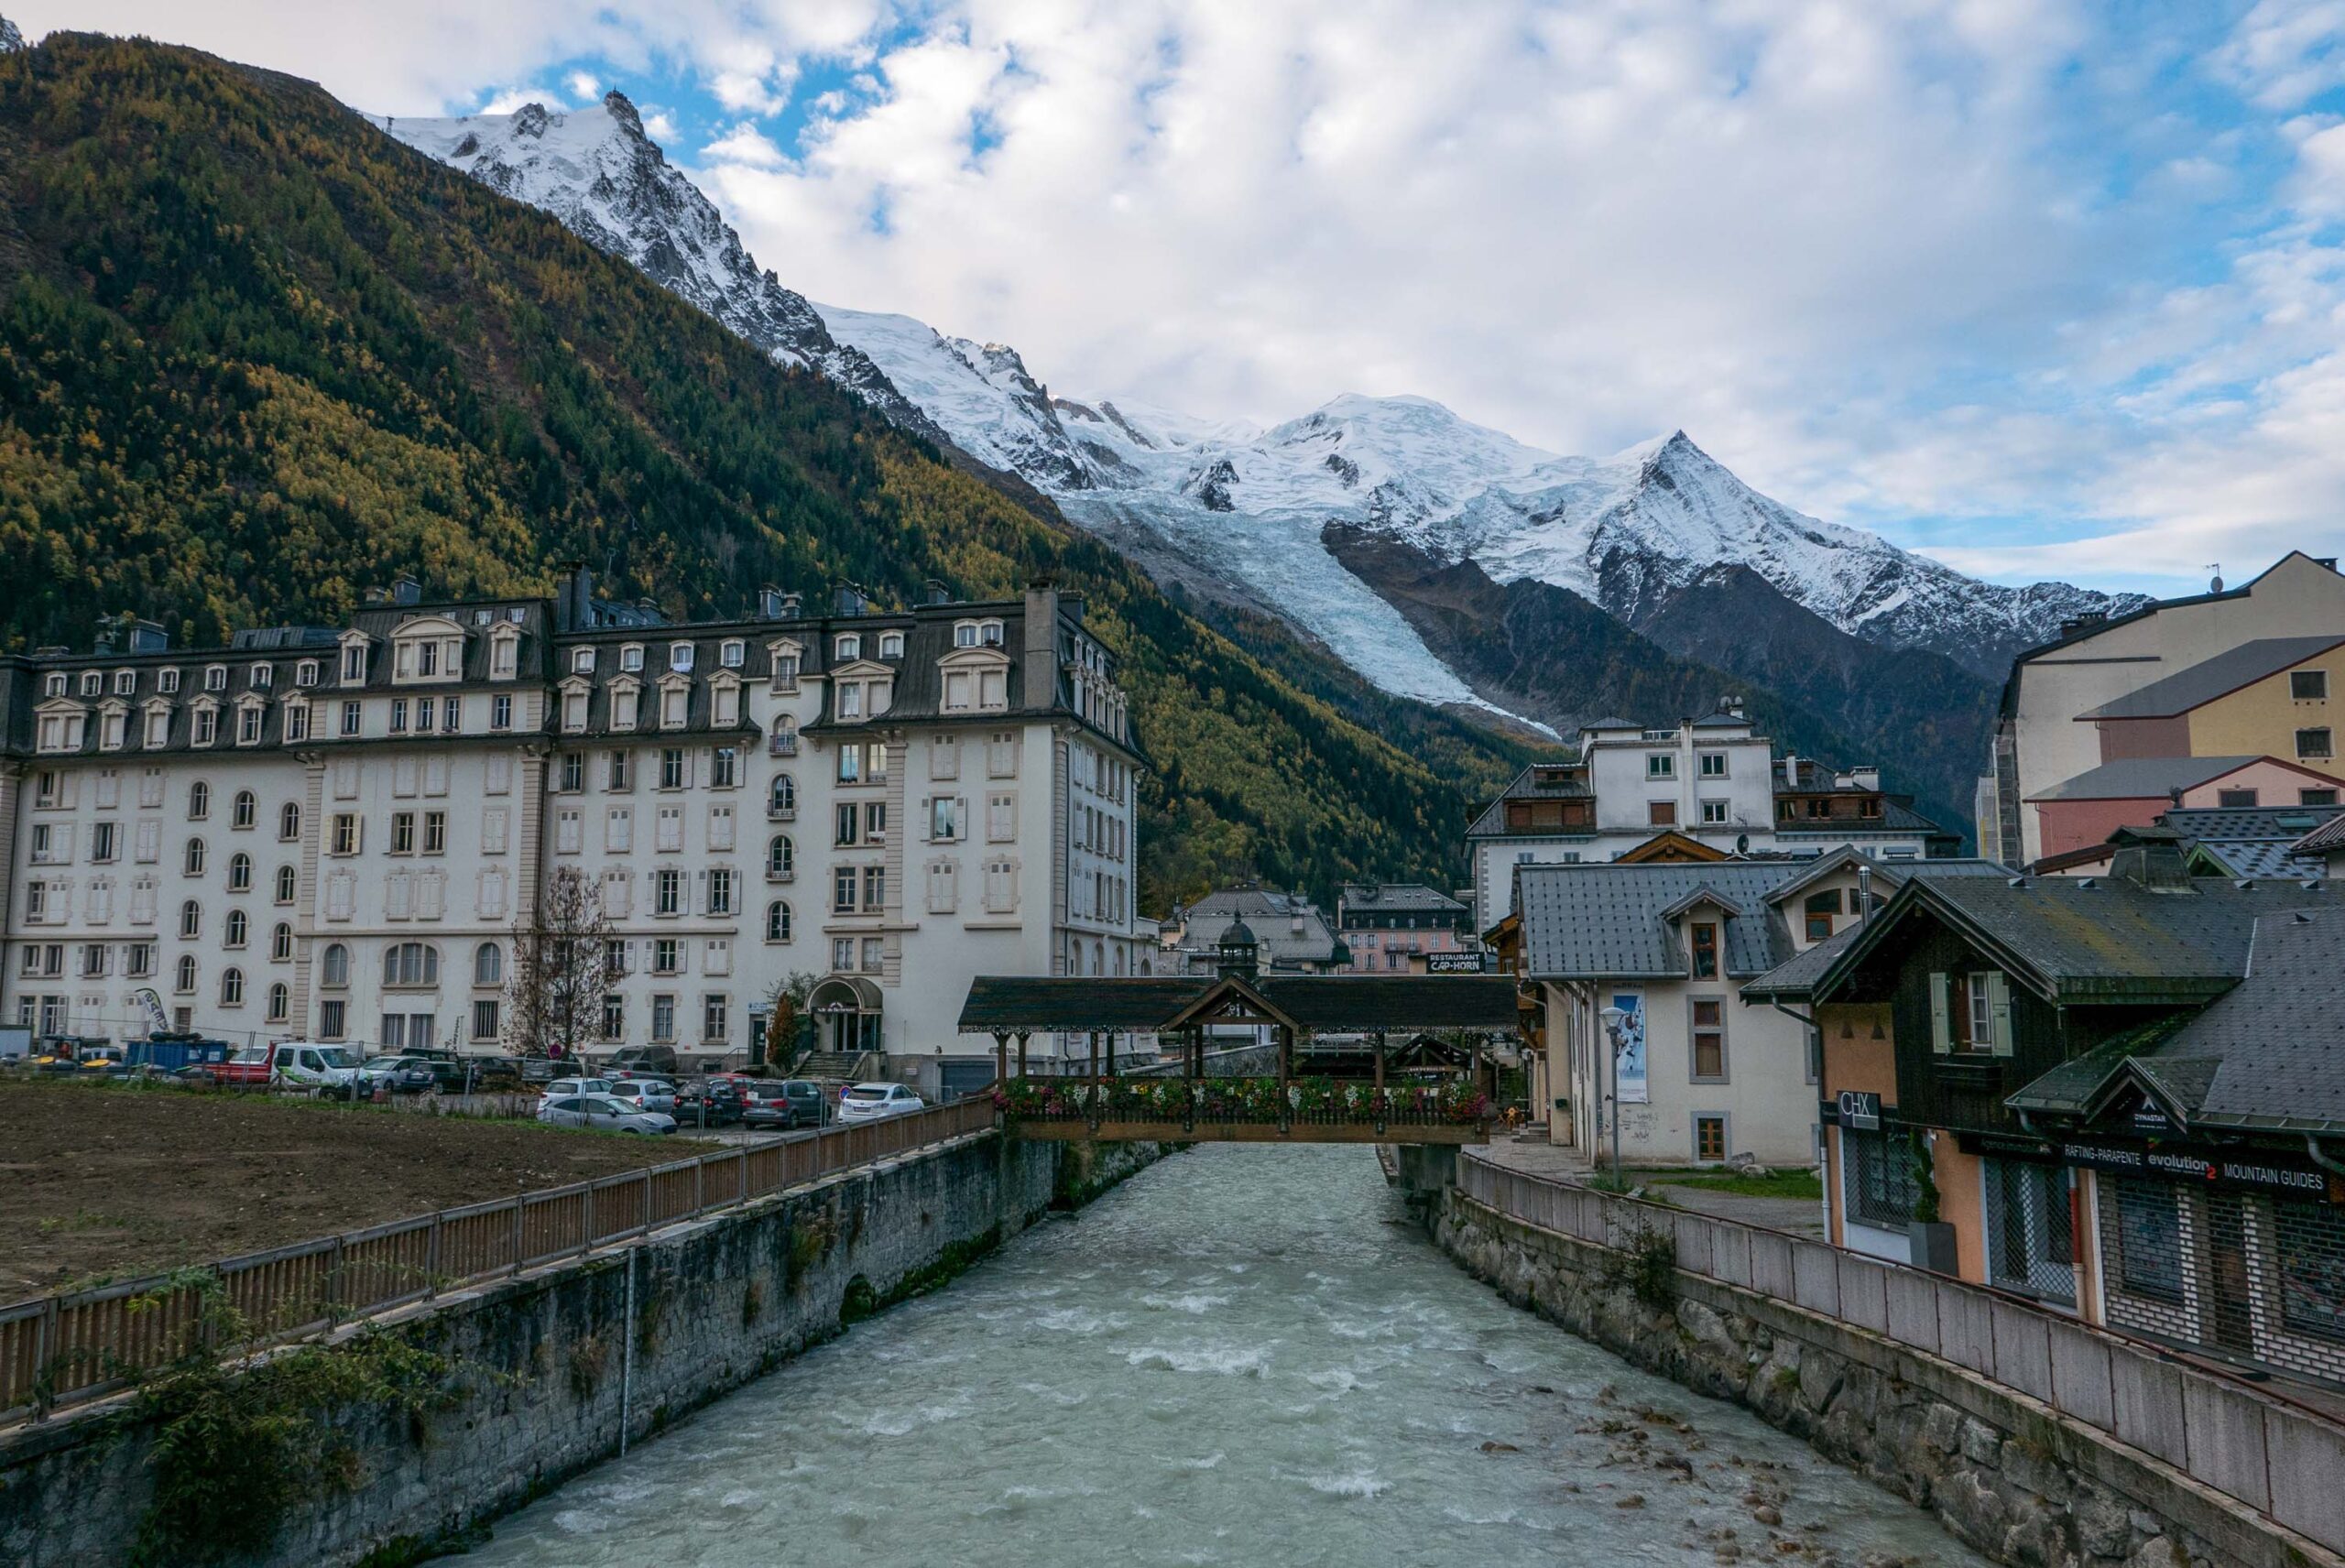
[0, 1097, 995, 1425]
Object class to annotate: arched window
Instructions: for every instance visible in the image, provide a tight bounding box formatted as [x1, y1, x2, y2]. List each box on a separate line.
[322, 942, 349, 987]
[1113, 944, 1126, 975]
[275, 865, 297, 903]
[266, 983, 289, 1023]
[769, 774, 796, 815]
[474, 942, 503, 987]
[227, 852, 252, 892]
[765, 901, 791, 942]
[767, 834, 794, 879]
[383, 942, 439, 986]
[188, 780, 210, 820]
[174, 953, 198, 993]
[271, 922, 293, 962]
[224, 909, 248, 948]
[279, 801, 301, 841]
[219, 967, 245, 1007]
[770, 714, 797, 750]
[183, 838, 206, 877]
[179, 899, 202, 939]
[1093, 941, 1105, 976]
[232, 789, 256, 829]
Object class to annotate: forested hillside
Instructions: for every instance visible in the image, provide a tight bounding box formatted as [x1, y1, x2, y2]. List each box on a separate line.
[0, 32, 1537, 909]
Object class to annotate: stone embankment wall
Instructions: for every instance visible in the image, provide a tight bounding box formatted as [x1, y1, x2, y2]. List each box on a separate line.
[0, 1131, 1160, 1568]
[1434, 1185, 2342, 1568]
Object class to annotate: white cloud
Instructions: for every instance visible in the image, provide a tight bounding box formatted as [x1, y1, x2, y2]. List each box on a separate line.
[566, 70, 600, 101]
[702, 122, 786, 169]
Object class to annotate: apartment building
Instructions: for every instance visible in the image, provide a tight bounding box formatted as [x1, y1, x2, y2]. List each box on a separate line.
[1465, 701, 1954, 930]
[1333, 884, 1473, 973]
[2, 570, 1144, 1094]
[1977, 551, 2345, 867]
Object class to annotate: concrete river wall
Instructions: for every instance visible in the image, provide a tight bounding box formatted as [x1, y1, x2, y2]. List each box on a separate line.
[1434, 1155, 2345, 1568]
[0, 1130, 1160, 1568]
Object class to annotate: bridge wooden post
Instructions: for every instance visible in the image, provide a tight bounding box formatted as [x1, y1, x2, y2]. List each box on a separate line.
[1087, 1029, 1102, 1131]
[1373, 1029, 1387, 1136]
[1276, 1024, 1292, 1135]
[1015, 1030, 1030, 1077]
[992, 1031, 1009, 1087]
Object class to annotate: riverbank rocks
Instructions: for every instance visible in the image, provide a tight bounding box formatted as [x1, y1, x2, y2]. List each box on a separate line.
[1432, 1188, 2305, 1568]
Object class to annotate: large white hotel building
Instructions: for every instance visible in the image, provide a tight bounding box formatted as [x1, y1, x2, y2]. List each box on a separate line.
[3, 569, 1147, 1094]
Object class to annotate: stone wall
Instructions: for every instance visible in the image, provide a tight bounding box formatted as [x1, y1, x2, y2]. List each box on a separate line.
[0, 1131, 1162, 1568]
[1434, 1185, 2343, 1568]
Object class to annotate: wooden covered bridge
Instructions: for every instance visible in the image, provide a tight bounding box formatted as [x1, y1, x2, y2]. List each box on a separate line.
[956, 967, 1522, 1145]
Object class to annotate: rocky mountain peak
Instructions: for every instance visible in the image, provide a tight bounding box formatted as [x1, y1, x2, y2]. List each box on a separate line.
[601, 89, 645, 142]
[0, 17, 26, 54]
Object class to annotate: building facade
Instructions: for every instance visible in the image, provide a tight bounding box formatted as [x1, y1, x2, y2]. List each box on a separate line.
[4, 570, 1145, 1091]
[1977, 551, 2345, 867]
[1164, 886, 1347, 975]
[1465, 702, 1954, 931]
[1333, 884, 1473, 973]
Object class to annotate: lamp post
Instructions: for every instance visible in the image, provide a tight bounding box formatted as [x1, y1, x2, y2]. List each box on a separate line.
[1598, 1004, 1629, 1191]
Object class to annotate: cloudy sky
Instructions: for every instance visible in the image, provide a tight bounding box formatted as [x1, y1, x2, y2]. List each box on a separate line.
[22, 1, 2345, 595]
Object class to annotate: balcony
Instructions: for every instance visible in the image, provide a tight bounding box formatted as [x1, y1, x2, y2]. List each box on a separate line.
[766, 866, 796, 884]
[767, 804, 796, 822]
[769, 735, 800, 757]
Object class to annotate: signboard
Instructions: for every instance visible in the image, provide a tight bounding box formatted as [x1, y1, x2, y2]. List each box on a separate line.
[1835, 1089, 1881, 1131]
[1608, 989, 1647, 1105]
[2059, 1139, 2345, 1203]
[132, 987, 170, 1039]
[1426, 952, 1487, 975]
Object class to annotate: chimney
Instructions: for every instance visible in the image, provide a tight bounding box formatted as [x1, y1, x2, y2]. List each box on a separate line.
[2109, 826, 2194, 893]
[391, 575, 422, 607]
[1850, 766, 1881, 791]
[922, 579, 952, 606]
[127, 619, 169, 654]
[93, 619, 120, 656]
[363, 586, 389, 606]
[1023, 579, 1060, 711]
[758, 584, 787, 619]
[554, 561, 591, 631]
[780, 591, 802, 618]
[1724, 694, 1745, 718]
[833, 582, 869, 617]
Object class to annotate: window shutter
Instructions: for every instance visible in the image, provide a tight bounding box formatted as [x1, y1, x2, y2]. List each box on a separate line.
[1928, 971, 1950, 1054]
[1986, 972, 2014, 1057]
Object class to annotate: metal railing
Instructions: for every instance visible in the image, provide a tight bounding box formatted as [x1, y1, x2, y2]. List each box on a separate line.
[1457, 1150, 2345, 1558]
[0, 1097, 995, 1426]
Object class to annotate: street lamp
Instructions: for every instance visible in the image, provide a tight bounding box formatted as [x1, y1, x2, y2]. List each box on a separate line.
[1598, 1005, 1630, 1191]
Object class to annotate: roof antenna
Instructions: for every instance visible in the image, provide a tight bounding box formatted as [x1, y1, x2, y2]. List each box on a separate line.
[2208, 562, 2223, 593]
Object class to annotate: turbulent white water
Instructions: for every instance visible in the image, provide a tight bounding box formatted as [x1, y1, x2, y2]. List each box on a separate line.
[460, 1146, 1984, 1567]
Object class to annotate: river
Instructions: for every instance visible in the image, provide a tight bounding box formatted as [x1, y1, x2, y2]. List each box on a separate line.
[461, 1144, 1985, 1567]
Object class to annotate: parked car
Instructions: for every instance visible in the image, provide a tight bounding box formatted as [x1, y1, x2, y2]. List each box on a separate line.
[837, 1083, 925, 1122]
[535, 1076, 614, 1113]
[607, 1079, 678, 1115]
[392, 1058, 480, 1095]
[537, 1093, 676, 1136]
[467, 1057, 525, 1092]
[742, 1079, 830, 1130]
[673, 1077, 746, 1127]
[606, 1044, 681, 1079]
[211, 1041, 364, 1092]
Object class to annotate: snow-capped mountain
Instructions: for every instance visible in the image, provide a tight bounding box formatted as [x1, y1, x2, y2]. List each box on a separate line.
[366, 94, 952, 450]
[370, 93, 2139, 710]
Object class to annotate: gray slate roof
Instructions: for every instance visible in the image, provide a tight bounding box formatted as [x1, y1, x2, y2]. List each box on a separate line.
[2026, 755, 2266, 802]
[1833, 874, 2340, 1005]
[1739, 861, 2018, 1000]
[1516, 855, 2006, 981]
[2007, 915, 2345, 1132]
[1339, 883, 1467, 914]
[1174, 887, 1346, 967]
[2078, 637, 2345, 720]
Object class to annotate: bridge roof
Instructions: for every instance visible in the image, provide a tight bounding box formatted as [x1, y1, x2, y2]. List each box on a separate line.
[958, 975, 1520, 1034]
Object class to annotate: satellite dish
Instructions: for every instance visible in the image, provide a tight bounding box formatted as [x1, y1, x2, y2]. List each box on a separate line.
[1736, 833, 1751, 855]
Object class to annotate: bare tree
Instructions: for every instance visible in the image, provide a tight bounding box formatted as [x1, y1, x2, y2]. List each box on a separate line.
[506, 866, 611, 1063]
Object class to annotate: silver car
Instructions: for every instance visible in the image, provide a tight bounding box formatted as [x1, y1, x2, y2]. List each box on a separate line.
[608, 1078, 679, 1114]
[538, 1092, 676, 1136]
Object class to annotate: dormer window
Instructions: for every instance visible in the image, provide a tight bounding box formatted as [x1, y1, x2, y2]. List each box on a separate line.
[839, 683, 864, 720]
[769, 641, 802, 692]
[573, 648, 596, 675]
[669, 642, 694, 672]
[488, 626, 518, 680]
[43, 673, 65, 698]
[160, 669, 181, 694]
[79, 671, 102, 697]
[720, 638, 745, 668]
[834, 634, 861, 660]
[250, 663, 273, 690]
[295, 660, 319, 688]
[981, 620, 1003, 647]
[620, 644, 644, 672]
[562, 689, 589, 732]
[236, 703, 265, 746]
[661, 682, 689, 728]
[608, 677, 640, 732]
[869, 680, 891, 716]
[339, 641, 366, 684]
[878, 632, 904, 659]
[143, 704, 169, 747]
[204, 665, 228, 692]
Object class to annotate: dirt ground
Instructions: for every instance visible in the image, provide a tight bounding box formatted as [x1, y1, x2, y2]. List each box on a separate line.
[0, 1081, 722, 1299]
